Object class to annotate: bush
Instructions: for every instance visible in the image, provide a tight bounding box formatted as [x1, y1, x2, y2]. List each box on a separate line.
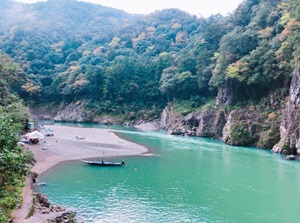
[257, 126, 281, 149]
[228, 122, 258, 146]
[0, 102, 32, 222]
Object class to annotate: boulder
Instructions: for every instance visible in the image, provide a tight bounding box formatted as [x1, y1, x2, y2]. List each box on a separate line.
[196, 109, 226, 138]
[35, 193, 51, 208]
[47, 211, 77, 223]
[284, 155, 296, 160]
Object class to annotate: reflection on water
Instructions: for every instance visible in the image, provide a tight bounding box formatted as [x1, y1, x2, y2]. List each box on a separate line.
[39, 125, 300, 223]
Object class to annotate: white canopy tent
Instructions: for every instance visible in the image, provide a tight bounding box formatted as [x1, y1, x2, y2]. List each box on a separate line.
[26, 130, 44, 139]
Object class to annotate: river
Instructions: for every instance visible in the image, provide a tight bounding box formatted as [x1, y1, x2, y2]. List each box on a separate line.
[38, 125, 300, 223]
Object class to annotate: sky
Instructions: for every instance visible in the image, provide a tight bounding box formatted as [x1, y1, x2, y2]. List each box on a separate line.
[15, 0, 243, 18]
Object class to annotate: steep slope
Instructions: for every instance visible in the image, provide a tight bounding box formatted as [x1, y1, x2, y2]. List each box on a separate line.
[273, 55, 300, 155]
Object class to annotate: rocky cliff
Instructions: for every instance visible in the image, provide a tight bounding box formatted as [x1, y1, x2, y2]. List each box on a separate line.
[29, 102, 91, 122]
[29, 102, 123, 125]
[160, 107, 226, 137]
[272, 55, 300, 155]
[160, 98, 283, 149]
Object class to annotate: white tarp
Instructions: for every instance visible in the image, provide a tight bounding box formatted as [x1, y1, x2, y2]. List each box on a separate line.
[26, 130, 44, 139]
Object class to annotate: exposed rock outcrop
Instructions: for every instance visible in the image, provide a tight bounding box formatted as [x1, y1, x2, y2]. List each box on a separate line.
[222, 108, 265, 146]
[47, 211, 78, 223]
[160, 107, 170, 129]
[160, 103, 282, 148]
[29, 102, 122, 124]
[160, 107, 227, 139]
[33, 192, 79, 222]
[196, 109, 226, 138]
[216, 84, 235, 106]
[54, 103, 91, 122]
[160, 107, 192, 136]
[29, 102, 90, 122]
[272, 55, 300, 155]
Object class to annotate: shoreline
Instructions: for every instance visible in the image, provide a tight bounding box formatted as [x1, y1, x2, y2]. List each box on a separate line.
[11, 124, 150, 223]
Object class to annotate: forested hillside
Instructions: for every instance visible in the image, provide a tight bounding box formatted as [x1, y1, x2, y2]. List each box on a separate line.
[1, 0, 300, 148]
[0, 0, 209, 119]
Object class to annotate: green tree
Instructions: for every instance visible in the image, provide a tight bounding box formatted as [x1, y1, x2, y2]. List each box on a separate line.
[0, 54, 23, 106]
[0, 55, 34, 222]
[0, 105, 34, 223]
[159, 67, 198, 100]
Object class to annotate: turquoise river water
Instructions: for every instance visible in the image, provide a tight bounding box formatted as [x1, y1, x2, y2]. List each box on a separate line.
[39, 124, 300, 223]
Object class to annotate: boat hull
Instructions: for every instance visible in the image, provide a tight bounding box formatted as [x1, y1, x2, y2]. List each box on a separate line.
[81, 160, 125, 166]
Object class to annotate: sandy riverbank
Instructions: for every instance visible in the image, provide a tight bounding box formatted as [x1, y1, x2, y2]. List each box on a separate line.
[11, 125, 149, 223]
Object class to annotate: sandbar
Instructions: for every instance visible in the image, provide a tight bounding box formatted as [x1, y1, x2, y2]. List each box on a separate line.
[11, 124, 148, 223]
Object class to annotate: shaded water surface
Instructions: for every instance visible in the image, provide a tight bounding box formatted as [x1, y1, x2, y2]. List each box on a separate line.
[39, 126, 300, 223]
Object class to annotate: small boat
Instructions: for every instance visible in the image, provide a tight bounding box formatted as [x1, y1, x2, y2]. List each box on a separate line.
[81, 159, 125, 166]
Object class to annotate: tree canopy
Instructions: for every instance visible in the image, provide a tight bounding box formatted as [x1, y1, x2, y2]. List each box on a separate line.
[0, 0, 299, 116]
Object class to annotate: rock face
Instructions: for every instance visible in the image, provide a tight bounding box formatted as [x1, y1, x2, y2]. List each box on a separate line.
[272, 56, 300, 155]
[48, 211, 78, 223]
[222, 108, 265, 146]
[54, 103, 91, 122]
[160, 107, 227, 139]
[33, 192, 78, 222]
[216, 84, 235, 106]
[160, 108, 170, 129]
[29, 102, 122, 124]
[196, 109, 226, 138]
[29, 103, 90, 122]
[160, 104, 281, 148]
[160, 107, 195, 136]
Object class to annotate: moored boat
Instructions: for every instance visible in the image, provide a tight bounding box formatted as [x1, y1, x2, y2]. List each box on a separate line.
[81, 159, 125, 166]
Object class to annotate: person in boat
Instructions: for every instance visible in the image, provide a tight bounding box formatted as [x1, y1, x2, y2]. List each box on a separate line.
[121, 161, 125, 166]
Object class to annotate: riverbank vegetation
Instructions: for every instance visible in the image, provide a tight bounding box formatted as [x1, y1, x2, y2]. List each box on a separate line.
[0, 55, 35, 223]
